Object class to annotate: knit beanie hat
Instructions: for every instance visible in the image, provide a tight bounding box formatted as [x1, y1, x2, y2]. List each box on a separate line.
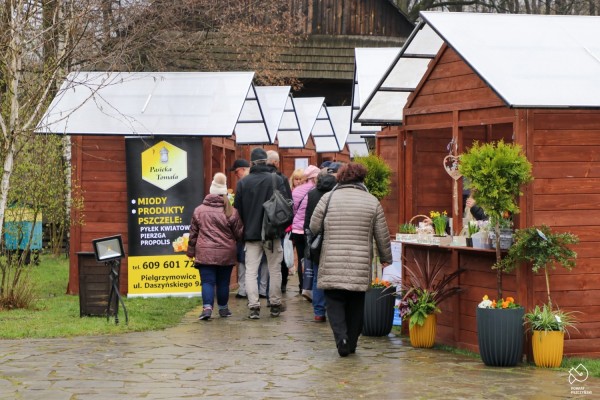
[303, 165, 320, 180]
[250, 148, 268, 164]
[209, 172, 228, 195]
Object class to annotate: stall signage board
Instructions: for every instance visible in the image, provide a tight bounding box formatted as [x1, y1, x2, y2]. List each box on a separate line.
[125, 137, 203, 297]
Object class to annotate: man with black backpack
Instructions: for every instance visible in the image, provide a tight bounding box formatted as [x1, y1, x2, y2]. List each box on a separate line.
[233, 148, 293, 319]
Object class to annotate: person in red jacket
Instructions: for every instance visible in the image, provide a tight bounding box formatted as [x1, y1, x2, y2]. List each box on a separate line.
[187, 172, 244, 320]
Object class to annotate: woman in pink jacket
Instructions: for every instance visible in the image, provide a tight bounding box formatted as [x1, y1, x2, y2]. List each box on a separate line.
[291, 165, 320, 295]
[187, 172, 244, 320]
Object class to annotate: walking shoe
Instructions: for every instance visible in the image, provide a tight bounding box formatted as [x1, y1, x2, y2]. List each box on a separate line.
[235, 293, 247, 299]
[248, 307, 260, 319]
[270, 305, 281, 317]
[301, 289, 313, 303]
[314, 315, 326, 322]
[219, 308, 232, 318]
[198, 308, 212, 320]
[337, 339, 350, 357]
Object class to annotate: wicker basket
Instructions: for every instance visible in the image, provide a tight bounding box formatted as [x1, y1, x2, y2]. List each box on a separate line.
[410, 214, 434, 235]
[409, 214, 430, 225]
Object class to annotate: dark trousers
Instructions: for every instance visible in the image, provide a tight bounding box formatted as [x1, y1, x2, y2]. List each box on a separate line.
[292, 233, 306, 292]
[324, 289, 365, 351]
[281, 261, 289, 289]
[197, 265, 234, 308]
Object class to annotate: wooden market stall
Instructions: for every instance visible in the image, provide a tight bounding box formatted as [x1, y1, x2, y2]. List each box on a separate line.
[373, 12, 600, 357]
[37, 72, 352, 298]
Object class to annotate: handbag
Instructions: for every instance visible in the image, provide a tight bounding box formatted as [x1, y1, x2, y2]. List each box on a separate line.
[307, 189, 335, 259]
[283, 232, 294, 268]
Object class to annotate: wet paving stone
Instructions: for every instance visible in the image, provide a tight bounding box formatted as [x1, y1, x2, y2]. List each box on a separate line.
[0, 277, 598, 399]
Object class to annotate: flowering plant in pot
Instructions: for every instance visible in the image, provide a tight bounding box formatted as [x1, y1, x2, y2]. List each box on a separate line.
[429, 210, 448, 236]
[498, 225, 579, 367]
[370, 277, 392, 289]
[396, 251, 463, 347]
[476, 294, 524, 366]
[363, 275, 396, 337]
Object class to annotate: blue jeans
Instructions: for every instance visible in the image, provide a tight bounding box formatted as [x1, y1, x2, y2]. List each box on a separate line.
[311, 262, 326, 317]
[198, 265, 234, 309]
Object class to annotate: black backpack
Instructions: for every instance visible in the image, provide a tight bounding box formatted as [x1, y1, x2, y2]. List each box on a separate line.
[262, 173, 293, 242]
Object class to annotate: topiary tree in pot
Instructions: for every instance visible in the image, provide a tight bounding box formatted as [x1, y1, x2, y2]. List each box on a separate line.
[459, 140, 533, 367]
[498, 225, 580, 367]
[458, 140, 533, 300]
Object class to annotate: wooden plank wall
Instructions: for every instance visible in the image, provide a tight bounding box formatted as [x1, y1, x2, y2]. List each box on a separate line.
[69, 135, 128, 294]
[408, 128, 453, 220]
[408, 46, 502, 112]
[376, 126, 402, 234]
[529, 109, 600, 357]
[292, 0, 413, 37]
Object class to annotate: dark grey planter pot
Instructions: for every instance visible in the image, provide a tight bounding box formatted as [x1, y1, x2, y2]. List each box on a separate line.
[362, 287, 395, 336]
[476, 307, 524, 366]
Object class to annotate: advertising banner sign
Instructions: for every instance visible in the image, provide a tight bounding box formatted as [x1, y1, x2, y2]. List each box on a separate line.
[125, 137, 203, 297]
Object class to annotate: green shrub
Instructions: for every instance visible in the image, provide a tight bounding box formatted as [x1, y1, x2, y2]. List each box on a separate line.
[353, 154, 392, 200]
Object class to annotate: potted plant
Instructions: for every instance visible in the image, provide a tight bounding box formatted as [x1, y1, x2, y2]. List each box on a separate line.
[355, 154, 395, 337]
[397, 222, 417, 241]
[397, 251, 463, 348]
[525, 304, 578, 368]
[499, 225, 579, 367]
[429, 210, 448, 237]
[458, 140, 533, 367]
[466, 220, 479, 247]
[363, 277, 396, 337]
[477, 295, 524, 366]
[488, 216, 514, 250]
[459, 140, 533, 299]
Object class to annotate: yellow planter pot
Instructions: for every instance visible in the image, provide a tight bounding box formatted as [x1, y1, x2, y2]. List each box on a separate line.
[532, 330, 564, 368]
[409, 314, 437, 348]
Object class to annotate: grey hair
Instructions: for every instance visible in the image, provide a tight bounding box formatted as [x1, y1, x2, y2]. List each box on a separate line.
[266, 150, 280, 165]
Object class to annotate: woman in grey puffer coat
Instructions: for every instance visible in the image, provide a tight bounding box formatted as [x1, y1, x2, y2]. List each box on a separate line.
[309, 162, 392, 357]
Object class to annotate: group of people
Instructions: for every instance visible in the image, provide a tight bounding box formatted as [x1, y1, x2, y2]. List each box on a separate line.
[186, 148, 393, 357]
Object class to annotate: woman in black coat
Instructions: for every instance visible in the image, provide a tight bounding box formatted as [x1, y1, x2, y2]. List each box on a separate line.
[303, 164, 339, 322]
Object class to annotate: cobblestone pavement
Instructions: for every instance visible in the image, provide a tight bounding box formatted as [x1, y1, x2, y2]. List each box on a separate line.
[0, 278, 598, 399]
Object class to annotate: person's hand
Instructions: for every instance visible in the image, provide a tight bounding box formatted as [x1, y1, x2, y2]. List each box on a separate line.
[466, 197, 476, 208]
[381, 262, 390, 268]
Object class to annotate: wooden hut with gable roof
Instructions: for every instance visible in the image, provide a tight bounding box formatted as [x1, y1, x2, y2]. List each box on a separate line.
[372, 12, 600, 357]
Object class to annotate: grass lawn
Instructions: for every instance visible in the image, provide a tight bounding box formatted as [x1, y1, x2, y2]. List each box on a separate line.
[0, 254, 199, 339]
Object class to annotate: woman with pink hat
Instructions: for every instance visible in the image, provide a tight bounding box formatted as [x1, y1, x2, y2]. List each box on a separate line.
[291, 165, 320, 298]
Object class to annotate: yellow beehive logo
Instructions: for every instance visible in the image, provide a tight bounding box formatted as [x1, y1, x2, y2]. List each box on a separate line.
[141, 141, 187, 190]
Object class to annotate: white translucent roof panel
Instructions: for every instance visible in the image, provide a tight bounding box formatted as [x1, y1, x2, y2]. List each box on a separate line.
[348, 142, 369, 157]
[351, 48, 398, 131]
[277, 95, 302, 147]
[326, 106, 351, 152]
[278, 97, 324, 148]
[37, 71, 254, 135]
[421, 11, 600, 108]
[235, 85, 290, 144]
[311, 106, 336, 152]
[312, 106, 350, 153]
[356, 23, 442, 124]
[355, 48, 400, 110]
